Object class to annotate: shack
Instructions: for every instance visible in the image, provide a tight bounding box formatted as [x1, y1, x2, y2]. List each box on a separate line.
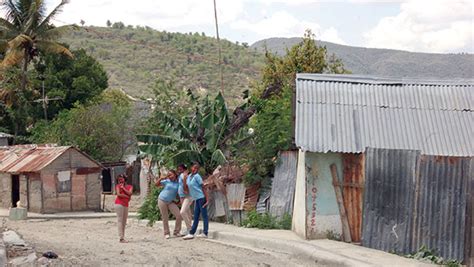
[293, 74, 473, 264]
[0, 145, 102, 213]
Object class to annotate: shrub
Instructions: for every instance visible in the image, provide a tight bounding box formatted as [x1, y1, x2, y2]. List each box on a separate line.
[241, 210, 292, 230]
[406, 246, 461, 266]
[137, 186, 162, 226]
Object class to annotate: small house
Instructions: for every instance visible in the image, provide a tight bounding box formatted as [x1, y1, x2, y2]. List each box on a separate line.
[292, 74, 473, 264]
[0, 145, 102, 213]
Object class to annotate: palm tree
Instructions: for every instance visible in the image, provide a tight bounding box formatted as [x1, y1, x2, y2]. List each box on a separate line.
[0, 0, 76, 91]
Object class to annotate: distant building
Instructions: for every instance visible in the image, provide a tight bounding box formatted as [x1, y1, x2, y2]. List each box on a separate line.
[0, 132, 12, 146]
[0, 145, 102, 213]
[292, 74, 473, 264]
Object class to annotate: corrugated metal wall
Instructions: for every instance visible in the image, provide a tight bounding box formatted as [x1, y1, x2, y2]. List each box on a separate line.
[362, 148, 472, 262]
[362, 148, 419, 254]
[269, 151, 298, 218]
[413, 155, 470, 261]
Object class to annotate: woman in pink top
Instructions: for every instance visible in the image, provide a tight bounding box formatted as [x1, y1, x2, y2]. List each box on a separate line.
[115, 174, 133, 243]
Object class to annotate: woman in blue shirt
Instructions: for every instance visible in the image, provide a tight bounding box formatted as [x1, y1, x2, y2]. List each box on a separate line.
[183, 163, 209, 239]
[155, 170, 182, 239]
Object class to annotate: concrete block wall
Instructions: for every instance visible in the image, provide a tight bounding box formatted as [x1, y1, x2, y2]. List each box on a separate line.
[0, 173, 11, 208]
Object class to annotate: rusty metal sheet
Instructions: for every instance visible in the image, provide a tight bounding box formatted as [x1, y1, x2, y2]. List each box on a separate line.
[0, 145, 100, 173]
[362, 148, 419, 254]
[243, 183, 260, 211]
[342, 153, 365, 243]
[227, 183, 246, 210]
[269, 151, 298, 218]
[413, 155, 471, 262]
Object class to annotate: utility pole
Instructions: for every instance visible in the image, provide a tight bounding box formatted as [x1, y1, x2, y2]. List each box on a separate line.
[213, 0, 224, 97]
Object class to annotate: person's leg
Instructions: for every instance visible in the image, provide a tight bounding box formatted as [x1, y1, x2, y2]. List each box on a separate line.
[189, 198, 202, 235]
[158, 199, 170, 235]
[115, 204, 125, 240]
[168, 202, 182, 235]
[201, 201, 209, 236]
[180, 197, 193, 231]
[122, 206, 129, 239]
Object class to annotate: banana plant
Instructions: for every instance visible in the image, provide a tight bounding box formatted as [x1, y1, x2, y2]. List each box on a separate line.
[137, 91, 230, 174]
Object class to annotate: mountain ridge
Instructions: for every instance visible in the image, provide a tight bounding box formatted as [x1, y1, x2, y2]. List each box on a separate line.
[251, 37, 473, 79]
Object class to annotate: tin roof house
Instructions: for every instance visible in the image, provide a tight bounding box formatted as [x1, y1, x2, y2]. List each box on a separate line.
[292, 74, 473, 264]
[0, 145, 102, 213]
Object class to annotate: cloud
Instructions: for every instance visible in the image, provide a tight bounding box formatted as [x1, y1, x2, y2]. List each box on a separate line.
[231, 11, 346, 44]
[364, 0, 473, 53]
[53, 0, 244, 29]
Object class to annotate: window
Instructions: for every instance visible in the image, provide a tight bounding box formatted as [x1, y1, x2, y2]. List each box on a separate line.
[57, 171, 71, 193]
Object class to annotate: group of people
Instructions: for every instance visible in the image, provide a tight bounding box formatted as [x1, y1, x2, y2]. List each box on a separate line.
[114, 163, 208, 243]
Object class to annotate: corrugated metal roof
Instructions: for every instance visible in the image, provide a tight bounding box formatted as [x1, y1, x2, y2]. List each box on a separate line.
[0, 145, 100, 173]
[295, 74, 474, 156]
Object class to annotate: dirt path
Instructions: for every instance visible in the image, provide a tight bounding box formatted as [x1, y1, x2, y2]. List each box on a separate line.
[5, 218, 305, 266]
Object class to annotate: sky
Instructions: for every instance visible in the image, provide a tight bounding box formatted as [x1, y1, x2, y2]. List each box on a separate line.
[48, 0, 474, 54]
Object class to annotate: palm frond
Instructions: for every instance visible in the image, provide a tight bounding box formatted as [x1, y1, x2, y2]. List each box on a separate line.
[37, 0, 69, 29]
[35, 40, 73, 58]
[7, 33, 32, 48]
[25, 0, 43, 32]
[170, 150, 202, 165]
[211, 149, 226, 165]
[1, 47, 24, 66]
[137, 134, 176, 146]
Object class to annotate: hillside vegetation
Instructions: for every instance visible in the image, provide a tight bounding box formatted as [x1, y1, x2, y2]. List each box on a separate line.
[252, 38, 474, 79]
[62, 27, 473, 104]
[61, 26, 264, 102]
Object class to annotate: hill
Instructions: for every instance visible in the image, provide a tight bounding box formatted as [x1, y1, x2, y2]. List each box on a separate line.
[61, 27, 473, 104]
[61, 26, 264, 103]
[251, 38, 474, 79]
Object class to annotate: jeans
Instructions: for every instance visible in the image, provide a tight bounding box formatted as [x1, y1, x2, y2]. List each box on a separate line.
[190, 197, 208, 235]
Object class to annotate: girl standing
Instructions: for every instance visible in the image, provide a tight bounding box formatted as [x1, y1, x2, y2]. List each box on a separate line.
[183, 163, 209, 239]
[156, 170, 183, 239]
[115, 174, 133, 243]
[177, 164, 193, 234]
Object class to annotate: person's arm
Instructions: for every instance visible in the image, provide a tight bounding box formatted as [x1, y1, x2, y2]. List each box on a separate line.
[183, 172, 189, 195]
[155, 177, 166, 187]
[115, 185, 130, 199]
[122, 185, 133, 196]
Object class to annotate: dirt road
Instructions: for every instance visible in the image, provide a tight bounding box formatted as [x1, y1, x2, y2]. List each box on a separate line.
[5, 218, 306, 266]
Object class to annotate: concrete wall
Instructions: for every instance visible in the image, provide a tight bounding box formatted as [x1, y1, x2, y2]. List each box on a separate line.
[0, 173, 11, 208]
[19, 175, 28, 208]
[305, 152, 343, 239]
[28, 173, 43, 213]
[292, 150, 307, 238]
[86, 173, 101, 210]
[41, 149, 101, 213]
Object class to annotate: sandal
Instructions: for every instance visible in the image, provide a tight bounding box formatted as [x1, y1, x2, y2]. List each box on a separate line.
[119, 239, 129, 243]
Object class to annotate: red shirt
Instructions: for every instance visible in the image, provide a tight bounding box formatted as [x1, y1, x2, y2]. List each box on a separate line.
[115, 185, 133, 207]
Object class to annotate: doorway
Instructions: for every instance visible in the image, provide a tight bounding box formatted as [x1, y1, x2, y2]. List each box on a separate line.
[11, 175, 20, 207]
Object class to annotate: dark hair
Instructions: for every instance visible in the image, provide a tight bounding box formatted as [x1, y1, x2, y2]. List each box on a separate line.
[192, 162, 200, 167]
[177, 164, 187, 170]
[168, 169, 177, 176]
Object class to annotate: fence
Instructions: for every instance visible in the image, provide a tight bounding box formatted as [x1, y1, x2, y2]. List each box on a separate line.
[362, 148, 472, 263]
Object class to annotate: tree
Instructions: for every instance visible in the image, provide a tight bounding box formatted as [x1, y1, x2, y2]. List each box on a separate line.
[34, 49, 108, 119]
[112, 22, 125, 29]
[106, 20, 112, 27]
[136, 79, 252, 174]
[31, 89, 134, 162]
[239, 30, 349, 185]
[80, 20, 85, 26]
[0, 0, 76, 92]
